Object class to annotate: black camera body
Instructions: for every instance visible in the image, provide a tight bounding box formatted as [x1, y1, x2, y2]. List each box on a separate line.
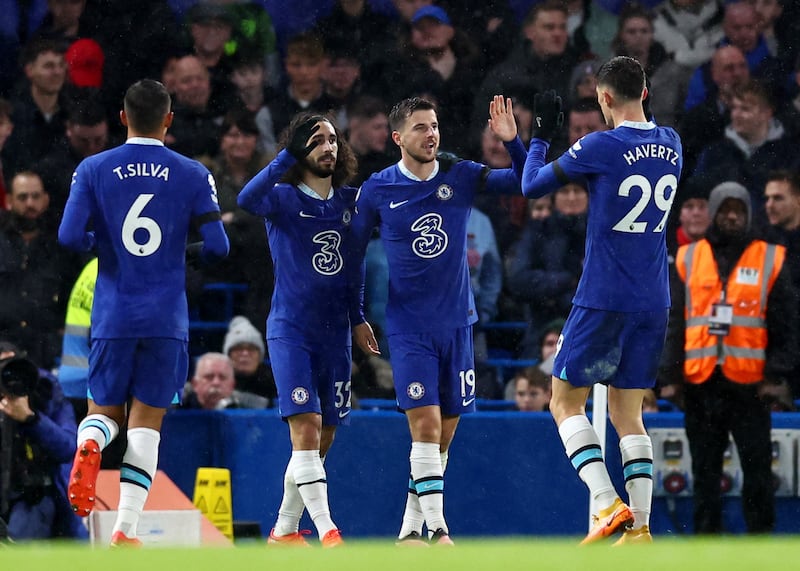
[0, 356, 39, 397]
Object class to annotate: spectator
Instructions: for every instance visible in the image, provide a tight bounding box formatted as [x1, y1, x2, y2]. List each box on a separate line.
[748, 0, 800, 72]
[507, 182, 587, 360]
[763, 169, 800, 398]
[5, 38, 69, 174]
[314, 0, 393, 92]
[468, 206, 503, 399]
[536, 317, 565, 376]
[38, 92, 111, 218]
[437, 0, 518, 68]
[0, 98, 13, 209]
[0, 170, 81, 370]
[659, 181, 797, 534]
[383, 5, 484, 157]
[183, 2, 238, 116]
[346, 94, 393, 186]
[268, 32, 337, 138]
[684, 1, 785, 113]
[652, 0, 724, 69]
[691, 79, 798, 221]
[166, 54, 225, 159]
[219, 0, 280, 89]
[679, 44, 750, 174]
[0, 340, 87, 540]
[566, 58, 603, 107]
[666, 182, 712, 270]
[31, 0, 89, 49]
[322, 44, 363, 130]
[551, 97, 608, 156]
[229, 49, 278, 157]
[222, 315, 276, 402]
[181, 352, 268, 410]
[470, 0, 579, 150]
[510, 366, 552, 412]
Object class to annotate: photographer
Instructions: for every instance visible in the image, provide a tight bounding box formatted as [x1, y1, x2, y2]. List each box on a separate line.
[0, 341, 87, 540]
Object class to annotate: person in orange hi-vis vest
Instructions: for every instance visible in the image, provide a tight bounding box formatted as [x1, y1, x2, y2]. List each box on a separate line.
[659, 181, 798, 534]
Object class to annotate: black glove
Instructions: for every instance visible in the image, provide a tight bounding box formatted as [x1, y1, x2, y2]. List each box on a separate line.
[287, 118, 321, 160]
[186, 241, 204, 270]
[532, 89, 564, 143]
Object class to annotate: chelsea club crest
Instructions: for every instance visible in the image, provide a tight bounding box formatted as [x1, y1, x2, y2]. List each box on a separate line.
[436, 184, 453, 201]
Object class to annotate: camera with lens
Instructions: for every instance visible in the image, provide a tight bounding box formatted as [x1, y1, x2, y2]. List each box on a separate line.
[0, 356, 39, 398]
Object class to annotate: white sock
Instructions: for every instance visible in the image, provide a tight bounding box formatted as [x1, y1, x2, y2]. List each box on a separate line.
[112, 427, 159, 538]
[558, 415, 617, 510]
[76, 414, 119, 450]
[273, 456, 305, 536]
[620, 434, 653, 528]
[410, 441, 447, 536]
[399, 449, 448, 539]
[292, 450, 336, 538]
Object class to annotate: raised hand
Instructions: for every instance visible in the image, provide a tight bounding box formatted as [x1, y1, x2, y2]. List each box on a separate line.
[488, 95, 517, 142]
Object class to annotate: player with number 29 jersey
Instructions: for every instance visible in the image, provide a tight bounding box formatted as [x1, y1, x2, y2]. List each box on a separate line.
[59, 138, 229, 341]
[523, 122, 683, 312]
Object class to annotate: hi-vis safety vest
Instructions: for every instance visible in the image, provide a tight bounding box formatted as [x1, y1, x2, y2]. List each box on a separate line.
[675, 239, 785, 385]
[57, 258, 97, 398]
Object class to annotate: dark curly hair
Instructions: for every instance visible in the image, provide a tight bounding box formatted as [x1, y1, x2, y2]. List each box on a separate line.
[279, 111, 357, 188]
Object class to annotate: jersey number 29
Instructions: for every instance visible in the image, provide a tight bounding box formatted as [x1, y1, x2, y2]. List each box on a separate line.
[612, 173, 677, 233]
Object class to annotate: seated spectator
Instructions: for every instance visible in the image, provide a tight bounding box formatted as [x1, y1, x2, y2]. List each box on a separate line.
[667, 179, 712, 258]
[166, 54, 225, 159]
[0, 340, 87, 540]
[684, 1, 786, 113]
[652, 0, 724, 69]
[268, 32, 337, 138]
[507, 182, 587, 359]
[222, 316, 276, 402]
[642, 389, 659, 413]
[181, 352, 269, 410]
[509, 366, 552, 412]
[691, 79, 798, 224]
[229, 49, 278, 157]
[183, 3, 238, 116]
[63, 38, 104, 91]
[566, 59, 602, 108]
[38, 92, 111, 218]
[0, 98, 13, 209]
[221, 0, 280, 89]
[346, 94, 394, 186]
[322, 44, 363, 130]
[679, 44, 751, 173]
[536, 317, 565, 376]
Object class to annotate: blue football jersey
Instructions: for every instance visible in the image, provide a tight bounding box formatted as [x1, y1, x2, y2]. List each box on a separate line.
[523, 121, 683, 311]
[238, 150, 357, 345]
[352, 147, 524, 335]
[59, 138, 228, 340]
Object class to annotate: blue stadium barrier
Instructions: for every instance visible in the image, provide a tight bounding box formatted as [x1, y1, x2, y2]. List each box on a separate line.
[159, 409, 800, 538]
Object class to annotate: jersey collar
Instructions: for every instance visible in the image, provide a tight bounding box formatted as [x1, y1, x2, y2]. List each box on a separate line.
[619, 120, 656, 130]
[126, 137, 165, 146]
[397, 159, 439, 181]
[298, 181, 335, 200]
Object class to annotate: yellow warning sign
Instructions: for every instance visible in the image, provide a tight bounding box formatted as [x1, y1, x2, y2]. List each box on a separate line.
[193, 467, 233, 540]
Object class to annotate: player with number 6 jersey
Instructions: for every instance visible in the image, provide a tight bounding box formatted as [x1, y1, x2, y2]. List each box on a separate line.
[58, 79, 229, 546]
[522, 57, 682, 545]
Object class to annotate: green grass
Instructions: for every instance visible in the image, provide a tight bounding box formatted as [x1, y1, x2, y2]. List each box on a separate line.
[7, 536, 800, 571]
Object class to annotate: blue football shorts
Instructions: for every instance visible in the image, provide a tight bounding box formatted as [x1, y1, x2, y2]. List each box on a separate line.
[88, 338, 188, 408]
[388, 326, 476, 415]
[552, 306, 669, 389]
[268, 337, 352, 426]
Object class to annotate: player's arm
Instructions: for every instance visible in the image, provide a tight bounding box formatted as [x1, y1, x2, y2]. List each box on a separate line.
[237, 150, 295, 216]
[238, 119, 320, 216]
[192, 170, 229, 264]
[347, 183, 380, 328]
[481, 95, 526, 194]
[58, 165, 95, 252]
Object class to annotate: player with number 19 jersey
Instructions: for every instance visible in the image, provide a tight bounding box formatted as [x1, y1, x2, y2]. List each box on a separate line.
[523, 121, 683, 312]
[59, 138, 229, 341]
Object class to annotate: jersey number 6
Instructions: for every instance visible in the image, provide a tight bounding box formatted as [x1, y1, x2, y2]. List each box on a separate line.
[122, 194, 163, 256]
